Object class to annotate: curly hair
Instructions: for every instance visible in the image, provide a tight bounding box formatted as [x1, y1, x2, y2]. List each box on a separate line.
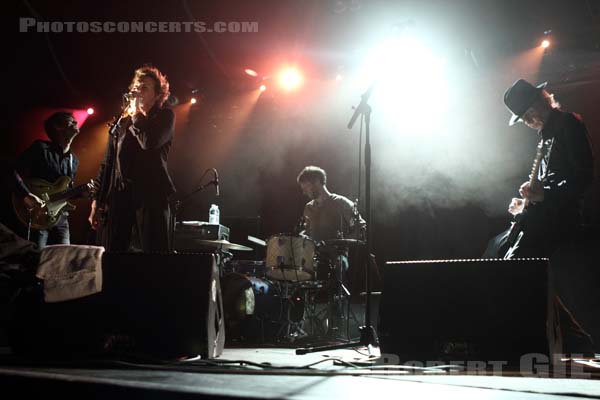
[129, 65, 170, 106]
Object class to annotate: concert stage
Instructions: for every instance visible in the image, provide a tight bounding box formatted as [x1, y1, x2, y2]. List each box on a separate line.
[0, 346, 599, 400]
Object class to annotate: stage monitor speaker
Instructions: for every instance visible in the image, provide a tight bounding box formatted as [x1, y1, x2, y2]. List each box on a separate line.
[378, 258, 550, 365]
[11, 252, 225, 359]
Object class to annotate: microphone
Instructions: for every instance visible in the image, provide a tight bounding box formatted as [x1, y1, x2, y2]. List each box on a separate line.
[212, 169, 220, 196]
[123, 91, 140, 100]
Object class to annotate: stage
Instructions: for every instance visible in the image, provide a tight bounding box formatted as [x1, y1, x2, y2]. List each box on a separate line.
[0, 346, 599, 399]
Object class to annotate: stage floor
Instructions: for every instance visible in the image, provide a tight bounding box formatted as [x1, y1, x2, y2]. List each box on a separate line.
[0, 346, 599, 399]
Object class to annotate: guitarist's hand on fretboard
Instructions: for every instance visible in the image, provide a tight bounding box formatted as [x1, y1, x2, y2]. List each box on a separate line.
[518, 180, 545, 203]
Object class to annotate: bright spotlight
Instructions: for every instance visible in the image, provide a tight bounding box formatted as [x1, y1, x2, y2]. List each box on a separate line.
[278, 67, 303, 91]
[245, 68, 258, 77]
[190, 97, 197, 105]
[259, 84, 267, 92]
[357, 36, 448, 135]
[541, 39, 550, 48]
[336, 74, 343, 81]
[86, 107, 94, 115]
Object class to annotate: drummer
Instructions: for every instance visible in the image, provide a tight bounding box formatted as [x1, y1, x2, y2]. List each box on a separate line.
[297, 166, 365, 245]
[296, 166, 365, 283]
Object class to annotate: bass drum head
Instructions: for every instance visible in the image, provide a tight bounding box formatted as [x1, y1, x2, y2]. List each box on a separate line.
[220, 273, 282, 343]
[265, 235, 315, 281]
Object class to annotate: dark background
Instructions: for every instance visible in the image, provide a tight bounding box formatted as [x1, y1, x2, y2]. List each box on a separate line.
[2, 0, 599, 264]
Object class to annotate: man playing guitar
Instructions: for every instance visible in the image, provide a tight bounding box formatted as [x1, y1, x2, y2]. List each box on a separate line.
[485, 79, 594, 258]
[13, 112, 84, 248]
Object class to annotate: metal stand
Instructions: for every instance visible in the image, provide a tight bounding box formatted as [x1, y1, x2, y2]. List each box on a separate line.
[169, 169, 218, 253]
[296, 85, 379, 355]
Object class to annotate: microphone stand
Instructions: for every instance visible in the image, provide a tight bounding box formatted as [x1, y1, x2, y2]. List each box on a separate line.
[95, 104, 128, 248]
[169, 172, 218, 253]
[296, 84, 379, 356]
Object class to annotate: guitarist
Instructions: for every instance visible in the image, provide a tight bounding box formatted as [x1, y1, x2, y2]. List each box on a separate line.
[13, 112, 81, 248]
[485, 79, 594, 258]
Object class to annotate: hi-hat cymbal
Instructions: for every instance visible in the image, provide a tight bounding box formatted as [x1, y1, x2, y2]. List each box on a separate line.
[194, 239, 253, 251]
[322, 238, 365, 247]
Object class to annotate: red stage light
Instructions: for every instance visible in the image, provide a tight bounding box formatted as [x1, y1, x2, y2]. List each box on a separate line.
[245, 68, 258, 77]
[87, 107, 94, 115]
[259, 84, 267, 92]
[541, 39, 550, 48]
[190, 97, 197, 104]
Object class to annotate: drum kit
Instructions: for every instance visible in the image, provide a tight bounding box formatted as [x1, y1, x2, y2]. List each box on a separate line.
[199, 233, 365, 344]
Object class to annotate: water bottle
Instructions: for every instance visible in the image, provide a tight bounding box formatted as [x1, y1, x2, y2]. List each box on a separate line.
[208, 204, 220, 225]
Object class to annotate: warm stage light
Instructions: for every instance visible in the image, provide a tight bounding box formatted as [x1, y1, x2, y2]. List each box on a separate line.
[541, 39, 550, 48]
[278, 67, 303, 91]
[190, 97, 197, 104]
[259, 84, 267, 92]
[87, 107, 94, 115]
[245, 68, 258, 77]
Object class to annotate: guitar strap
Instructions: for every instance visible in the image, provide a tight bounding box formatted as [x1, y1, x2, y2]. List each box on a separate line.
[67, 153, 74, 188]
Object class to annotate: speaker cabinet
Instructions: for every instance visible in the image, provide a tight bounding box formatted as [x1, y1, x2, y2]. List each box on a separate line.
[11, 252, 225, 359]
[378, 258, 549, 365]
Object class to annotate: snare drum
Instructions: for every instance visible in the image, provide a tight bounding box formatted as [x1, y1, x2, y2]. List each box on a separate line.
[265, 234, 316, 281]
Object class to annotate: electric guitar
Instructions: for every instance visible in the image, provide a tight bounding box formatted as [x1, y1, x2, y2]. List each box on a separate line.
[503, 138, 554, 259]
[12, 176, 93, 230]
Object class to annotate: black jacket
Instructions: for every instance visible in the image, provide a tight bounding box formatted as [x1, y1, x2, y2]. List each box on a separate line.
[95, 105, 176, 203]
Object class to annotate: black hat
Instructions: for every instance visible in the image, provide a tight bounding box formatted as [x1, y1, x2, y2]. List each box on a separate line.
[503, 79, 547, 126]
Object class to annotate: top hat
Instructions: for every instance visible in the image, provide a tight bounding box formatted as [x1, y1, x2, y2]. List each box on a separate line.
[503, 79, 547, 126]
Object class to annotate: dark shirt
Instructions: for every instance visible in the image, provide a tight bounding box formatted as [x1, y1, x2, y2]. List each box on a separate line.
[14, 140, 79, 195]
[537, 109, 594, 222]
[302, 194, 366, 242]
[519, 109, 594, 254]
[95, 105, 176, 202]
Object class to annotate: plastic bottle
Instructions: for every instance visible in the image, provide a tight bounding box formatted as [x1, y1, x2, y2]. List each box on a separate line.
[209, 204, 220, 225]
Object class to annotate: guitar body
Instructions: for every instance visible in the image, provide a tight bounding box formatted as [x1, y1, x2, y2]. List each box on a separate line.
[12, 176, 79, 230]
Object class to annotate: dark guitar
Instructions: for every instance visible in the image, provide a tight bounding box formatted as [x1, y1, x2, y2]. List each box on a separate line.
[12, 176, 93, 230]
[503, 138, 554, 259]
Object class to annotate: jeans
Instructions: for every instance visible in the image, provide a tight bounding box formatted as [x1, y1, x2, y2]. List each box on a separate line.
[30, 215, 70, 249]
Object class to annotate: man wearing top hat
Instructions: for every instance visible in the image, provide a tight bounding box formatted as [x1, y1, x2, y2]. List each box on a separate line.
[485, 79, 594, 258]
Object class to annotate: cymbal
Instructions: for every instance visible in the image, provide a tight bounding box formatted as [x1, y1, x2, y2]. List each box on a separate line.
[194, 239, 253, 251]
[322, 238, 365, 247]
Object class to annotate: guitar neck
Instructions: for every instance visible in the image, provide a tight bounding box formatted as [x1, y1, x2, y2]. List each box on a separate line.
[524, 141, 545, 208]
[48, 184, 87, 203]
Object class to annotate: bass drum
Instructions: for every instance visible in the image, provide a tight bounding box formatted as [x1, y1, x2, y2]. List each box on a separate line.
[265, 234, 316, 281]
[220, 273, 282, 343]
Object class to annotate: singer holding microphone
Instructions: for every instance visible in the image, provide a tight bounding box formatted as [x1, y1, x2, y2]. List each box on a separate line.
[89, 65, 176, 252]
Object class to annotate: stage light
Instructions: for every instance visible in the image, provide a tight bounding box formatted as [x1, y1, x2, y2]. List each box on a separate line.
[86, 107, 94, 115]
[336, 74, 343, 81]
[357, 36, 448, 134]
[245, 68, 258, 77]
[259, 84, 267, 92]
[190, 97, 197, 105]
[278, 67, 303, 91]
[541, 39, 550, 48]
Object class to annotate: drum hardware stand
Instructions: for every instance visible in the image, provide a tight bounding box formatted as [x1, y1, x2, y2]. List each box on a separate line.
[274, 281, 309, 342]
[296, 83, 379, 356]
